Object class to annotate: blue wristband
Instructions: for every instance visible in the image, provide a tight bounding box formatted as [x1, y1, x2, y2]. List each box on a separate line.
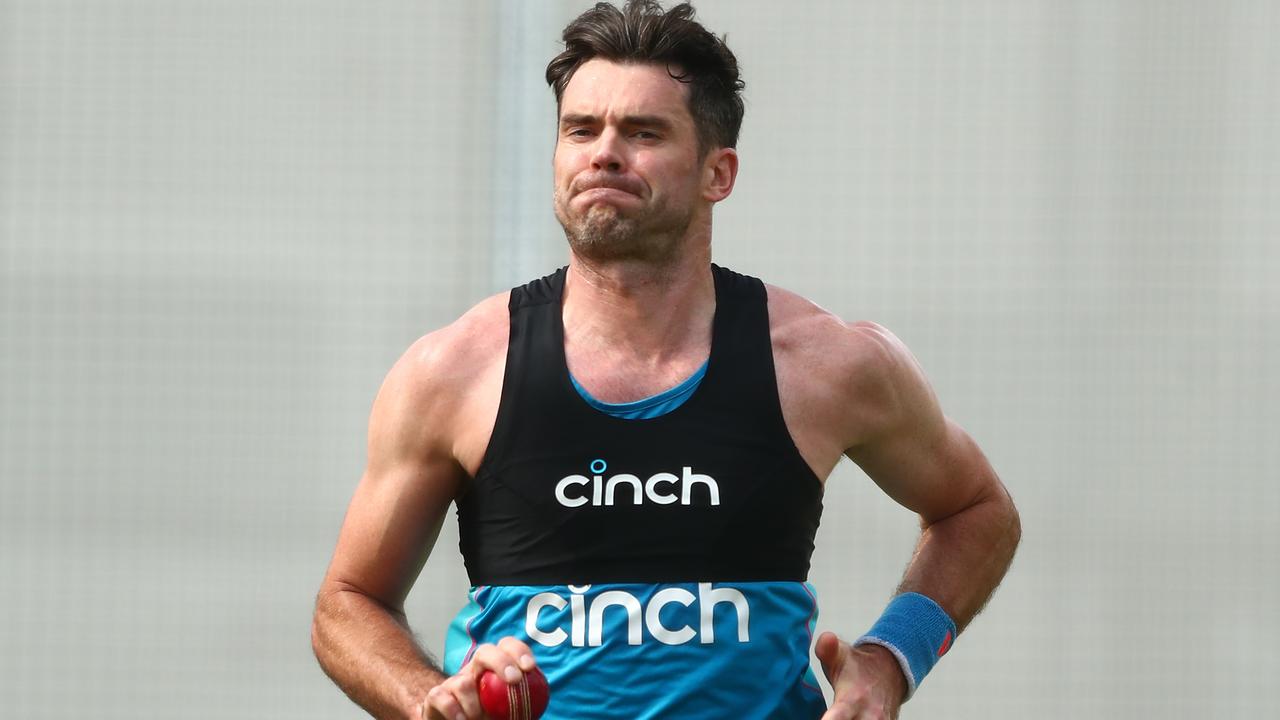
[853, 592, 957, 699]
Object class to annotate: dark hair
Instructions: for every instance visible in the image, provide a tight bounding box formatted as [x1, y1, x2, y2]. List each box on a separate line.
[545, 1, 745, 154]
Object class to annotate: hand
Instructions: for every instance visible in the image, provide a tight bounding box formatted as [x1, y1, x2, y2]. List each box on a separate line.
[815, 631, 907, 720]
[421, 637, 539, 720]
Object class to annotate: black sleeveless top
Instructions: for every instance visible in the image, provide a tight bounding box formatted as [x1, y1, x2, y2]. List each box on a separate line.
[457, 264, 823, 586]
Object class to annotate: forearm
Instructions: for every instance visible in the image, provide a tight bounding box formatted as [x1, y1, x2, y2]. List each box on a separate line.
[312, 586, 447, 719]
[898, 485, 1021, 632]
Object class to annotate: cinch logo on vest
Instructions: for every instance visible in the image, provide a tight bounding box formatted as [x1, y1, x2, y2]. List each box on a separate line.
[525, 584, 751, 648]
[553, 459, 720, 508]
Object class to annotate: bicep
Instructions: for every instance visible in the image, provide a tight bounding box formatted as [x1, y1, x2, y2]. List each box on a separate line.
[848, 416, 998, 524]
[323, 455, 462, 610]
[320, 356, 467, 610]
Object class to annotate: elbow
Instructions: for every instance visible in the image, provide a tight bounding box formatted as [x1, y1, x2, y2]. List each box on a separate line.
[311, 585, 345, 669]
[998, 485, 1022, 559]
[311, 593, 329, 665]
[956, 477, 1022, 561]
[311, 607, 326, 660]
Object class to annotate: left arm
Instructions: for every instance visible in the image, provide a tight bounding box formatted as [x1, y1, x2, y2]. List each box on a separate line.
[816, 322, 1022, 718]
[845, 351, 1021, 632]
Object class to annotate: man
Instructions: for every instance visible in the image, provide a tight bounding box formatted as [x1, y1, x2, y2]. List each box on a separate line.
[312, 2, 1021, 718]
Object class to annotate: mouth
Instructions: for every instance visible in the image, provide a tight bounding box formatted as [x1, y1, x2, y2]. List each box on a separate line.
[572, 174, 645, 200]
[576, 187, 638, 202]
[571, 186, 644, 215]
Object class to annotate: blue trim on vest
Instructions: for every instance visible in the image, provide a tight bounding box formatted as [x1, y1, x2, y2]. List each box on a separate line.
[570, 360, 710, 420]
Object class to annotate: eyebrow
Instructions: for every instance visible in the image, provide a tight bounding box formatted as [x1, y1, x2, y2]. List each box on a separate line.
[559, 113, 676, 131]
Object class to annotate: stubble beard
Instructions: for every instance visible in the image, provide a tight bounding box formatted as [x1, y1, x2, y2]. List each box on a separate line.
[555, 193, 693, 266]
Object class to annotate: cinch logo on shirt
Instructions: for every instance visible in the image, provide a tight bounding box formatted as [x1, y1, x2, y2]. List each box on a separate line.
[553, 459, 721, 508]
[525, 583, 750, 647]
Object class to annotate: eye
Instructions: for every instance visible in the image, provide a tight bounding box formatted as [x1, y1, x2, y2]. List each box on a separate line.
[633, 131, 659, 140]
[566, 128, 594, 138]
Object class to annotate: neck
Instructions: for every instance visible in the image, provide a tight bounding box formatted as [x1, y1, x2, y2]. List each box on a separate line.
[563, 241, 715, 367]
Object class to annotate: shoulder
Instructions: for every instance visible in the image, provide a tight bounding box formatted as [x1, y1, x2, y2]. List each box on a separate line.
[384, 291, 509, 400]
[765, 283, 915, 394]
[368, 291, 511, 463]
[764, 284, 935, 466]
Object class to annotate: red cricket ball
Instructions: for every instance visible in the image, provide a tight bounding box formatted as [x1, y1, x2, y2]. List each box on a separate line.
[477, 666, 550, 720]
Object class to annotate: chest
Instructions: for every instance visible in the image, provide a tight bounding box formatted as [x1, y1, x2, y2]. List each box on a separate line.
[459, 386, 825, 585]
[563, 344, 711, 405]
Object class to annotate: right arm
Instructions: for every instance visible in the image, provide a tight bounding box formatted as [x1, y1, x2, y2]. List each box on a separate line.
[311, 316, 535, 720]
[311, 336, 464, 718]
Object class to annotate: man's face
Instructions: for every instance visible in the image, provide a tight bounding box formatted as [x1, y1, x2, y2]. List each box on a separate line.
[552, 59, 706, 264]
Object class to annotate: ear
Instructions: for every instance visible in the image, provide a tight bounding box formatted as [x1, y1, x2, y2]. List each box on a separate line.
[701, 147, 739, 203]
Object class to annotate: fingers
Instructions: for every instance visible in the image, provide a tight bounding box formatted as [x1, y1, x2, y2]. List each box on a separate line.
[820, 693, 897, 720]
[815, 632, 901, 720]
[423, 675, 481, 720]
[422, 638, 541, 720]
[468, 637, 538, 682]
[820, 700, 895, 720]
[815, 630, 848, 685]
[819, 700, 856, 720]
[497, 636, 539, 674]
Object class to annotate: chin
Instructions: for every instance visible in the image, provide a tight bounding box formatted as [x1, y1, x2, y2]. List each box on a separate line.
[557, 206, 690, 265]
[568, 228, 635, 259]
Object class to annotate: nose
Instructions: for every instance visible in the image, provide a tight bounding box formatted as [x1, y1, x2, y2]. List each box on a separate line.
[589, 128, 625, 172]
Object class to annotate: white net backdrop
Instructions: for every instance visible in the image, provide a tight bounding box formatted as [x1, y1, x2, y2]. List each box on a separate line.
[2, 1, 1276, 718]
